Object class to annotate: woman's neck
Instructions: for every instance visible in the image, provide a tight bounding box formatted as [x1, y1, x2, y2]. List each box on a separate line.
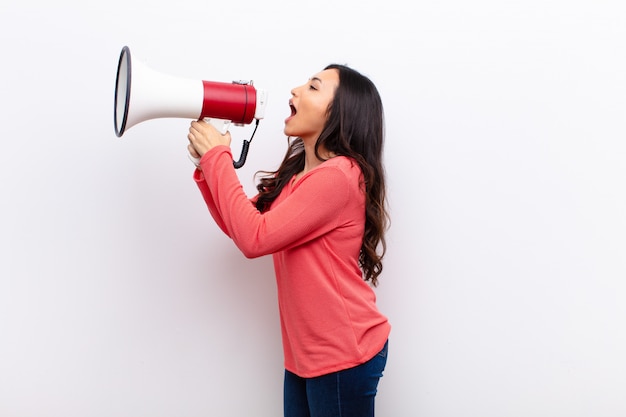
[296, 140, 335, 181]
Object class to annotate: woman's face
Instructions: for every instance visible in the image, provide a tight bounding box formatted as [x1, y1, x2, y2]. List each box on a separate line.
[284, 68, 339, 142]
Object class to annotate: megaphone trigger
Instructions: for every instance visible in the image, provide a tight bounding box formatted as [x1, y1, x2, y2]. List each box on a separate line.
[204, 118, 231, 135]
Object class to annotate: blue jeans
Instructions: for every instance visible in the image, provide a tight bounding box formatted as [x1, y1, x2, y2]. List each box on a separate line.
[283, 340, 388, 417]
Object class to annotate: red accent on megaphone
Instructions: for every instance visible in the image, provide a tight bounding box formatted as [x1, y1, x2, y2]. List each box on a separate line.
[201, 81, 257, 125]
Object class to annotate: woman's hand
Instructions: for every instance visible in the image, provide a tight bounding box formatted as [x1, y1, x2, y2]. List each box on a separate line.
[187, 120, 232, 160]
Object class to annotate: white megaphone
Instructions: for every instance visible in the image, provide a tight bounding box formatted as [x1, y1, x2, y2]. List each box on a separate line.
[114, 46, 268, 168]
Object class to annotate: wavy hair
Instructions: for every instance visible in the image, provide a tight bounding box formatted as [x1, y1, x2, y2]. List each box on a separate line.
[255, 64, 389, 286]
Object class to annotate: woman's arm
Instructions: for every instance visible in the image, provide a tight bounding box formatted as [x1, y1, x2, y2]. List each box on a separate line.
[199, 146, 356, 258]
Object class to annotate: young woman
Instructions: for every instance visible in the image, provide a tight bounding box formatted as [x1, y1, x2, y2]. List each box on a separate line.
[187, 64, 391, 417]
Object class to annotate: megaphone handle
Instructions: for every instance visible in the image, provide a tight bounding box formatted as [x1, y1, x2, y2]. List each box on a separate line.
[188, 118, 231, 167]
[188, 153, 202, 168]
[188, 118, 244, 168]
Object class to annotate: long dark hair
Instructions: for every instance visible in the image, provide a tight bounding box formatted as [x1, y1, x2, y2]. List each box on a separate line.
[255, 64, 388, 286]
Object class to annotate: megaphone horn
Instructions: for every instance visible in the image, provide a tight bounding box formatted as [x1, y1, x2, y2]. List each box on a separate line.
[113, 46, 268, 168]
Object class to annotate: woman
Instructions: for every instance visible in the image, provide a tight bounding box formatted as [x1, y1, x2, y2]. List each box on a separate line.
[187, 64, 391, 417]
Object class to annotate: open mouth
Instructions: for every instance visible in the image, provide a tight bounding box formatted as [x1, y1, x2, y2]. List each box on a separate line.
[285, 101, 297, 125]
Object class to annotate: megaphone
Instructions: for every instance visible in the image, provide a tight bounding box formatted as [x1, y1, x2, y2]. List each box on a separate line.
[113, 46, 268, 168]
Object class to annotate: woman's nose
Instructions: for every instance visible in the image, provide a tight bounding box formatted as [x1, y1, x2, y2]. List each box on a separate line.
[291, 83, 304, 96]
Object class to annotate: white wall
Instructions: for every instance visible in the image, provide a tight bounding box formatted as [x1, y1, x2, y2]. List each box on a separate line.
[1, 1, 625, 416]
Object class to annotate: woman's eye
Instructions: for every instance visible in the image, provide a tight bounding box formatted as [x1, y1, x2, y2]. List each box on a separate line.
[309, 84, 318, 90]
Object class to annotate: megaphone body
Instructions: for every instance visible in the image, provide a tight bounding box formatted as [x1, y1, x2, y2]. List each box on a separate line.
[114, 46, 268, 168]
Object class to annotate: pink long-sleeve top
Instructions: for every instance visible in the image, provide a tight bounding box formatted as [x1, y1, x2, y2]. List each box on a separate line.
[193, 145, 391, 378]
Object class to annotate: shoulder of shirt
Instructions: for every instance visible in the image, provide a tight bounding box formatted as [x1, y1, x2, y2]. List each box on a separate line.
[295, 156, 361, 187]
[320, 155, 360, 175]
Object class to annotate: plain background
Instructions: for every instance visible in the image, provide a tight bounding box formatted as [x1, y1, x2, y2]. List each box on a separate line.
[1, 1, 625, 416]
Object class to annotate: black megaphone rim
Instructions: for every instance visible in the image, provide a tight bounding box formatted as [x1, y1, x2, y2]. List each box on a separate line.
[114, 46, 132, 137]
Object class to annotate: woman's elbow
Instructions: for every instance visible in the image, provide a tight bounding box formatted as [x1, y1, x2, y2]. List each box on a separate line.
[236, 242, 266, 259]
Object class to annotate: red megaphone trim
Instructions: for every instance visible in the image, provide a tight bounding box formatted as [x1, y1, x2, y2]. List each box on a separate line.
[200, 81, 257, 124]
